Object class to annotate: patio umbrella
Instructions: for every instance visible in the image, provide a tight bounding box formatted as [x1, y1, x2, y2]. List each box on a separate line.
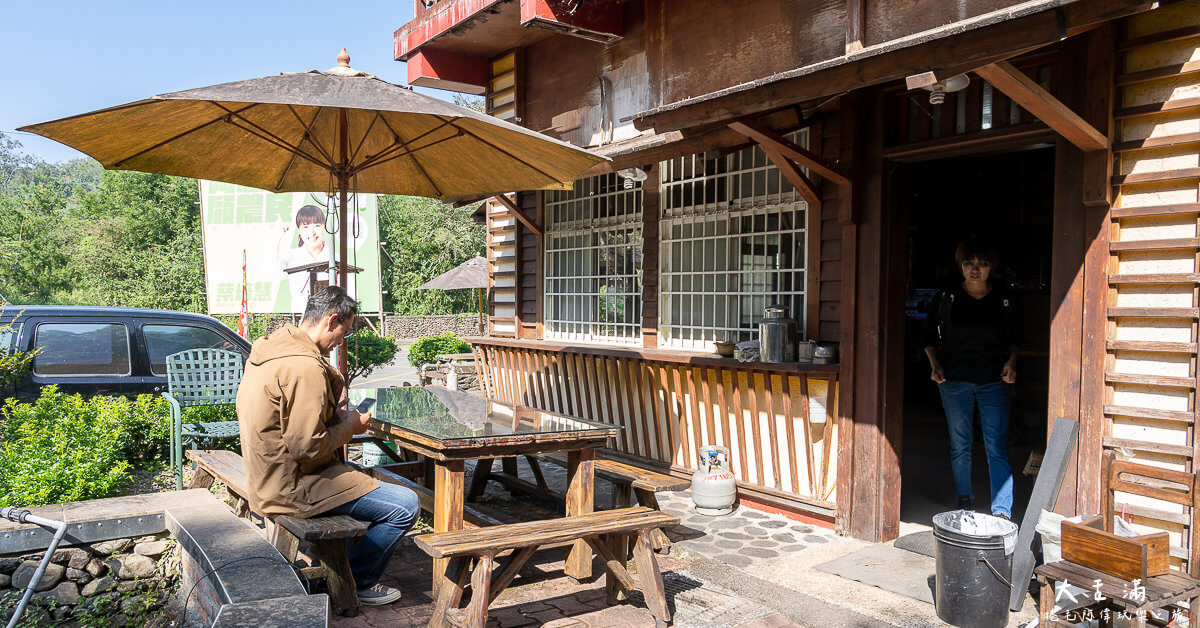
[20, 50, 606, 372]
[417, 256, 489, 332]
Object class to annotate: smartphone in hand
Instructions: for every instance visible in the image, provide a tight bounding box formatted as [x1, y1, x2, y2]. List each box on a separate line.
[356, 397, 377, 414]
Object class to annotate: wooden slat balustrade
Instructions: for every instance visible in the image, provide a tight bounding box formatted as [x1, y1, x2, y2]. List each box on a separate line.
[469, 338, 839, 507]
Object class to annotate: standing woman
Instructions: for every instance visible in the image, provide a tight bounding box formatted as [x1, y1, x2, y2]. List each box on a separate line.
[922, 237, 1019, 520]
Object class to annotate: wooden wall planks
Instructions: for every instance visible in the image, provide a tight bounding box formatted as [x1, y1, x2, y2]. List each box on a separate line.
[471, 340, 838, 506]
[1094, 1, 1200, 569]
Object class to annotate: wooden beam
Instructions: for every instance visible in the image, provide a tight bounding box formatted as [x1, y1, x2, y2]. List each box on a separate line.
[974, 61, 1108, 152]
[845, 0, 865, 54]
[762, 147, 821, 207]
[728, 121, 851, 186]
[492, 194, 543, 237]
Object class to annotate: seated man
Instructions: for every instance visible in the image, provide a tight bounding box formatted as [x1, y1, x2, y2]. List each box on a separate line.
[237, 286, 418, 606]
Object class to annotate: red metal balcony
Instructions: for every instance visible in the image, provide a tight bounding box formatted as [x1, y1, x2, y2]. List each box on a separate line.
[396, 0, 624, 93]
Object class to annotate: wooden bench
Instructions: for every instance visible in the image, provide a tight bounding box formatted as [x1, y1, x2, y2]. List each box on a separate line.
[415, 506, 680, 628]
[472, 452, 689, 554]
[186, 449, 369, 617]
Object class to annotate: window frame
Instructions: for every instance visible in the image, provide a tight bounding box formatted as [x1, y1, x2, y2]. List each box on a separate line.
[542, 174, 645, 346]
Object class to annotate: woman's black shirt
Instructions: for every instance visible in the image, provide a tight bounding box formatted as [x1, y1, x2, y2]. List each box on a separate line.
[920, 284, 1017, 385]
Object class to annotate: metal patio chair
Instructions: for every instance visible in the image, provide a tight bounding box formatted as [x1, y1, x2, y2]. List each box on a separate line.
[163, 348, 244, 490]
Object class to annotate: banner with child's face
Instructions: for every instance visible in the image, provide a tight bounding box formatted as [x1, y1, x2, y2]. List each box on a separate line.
[199, 181, 382, 314]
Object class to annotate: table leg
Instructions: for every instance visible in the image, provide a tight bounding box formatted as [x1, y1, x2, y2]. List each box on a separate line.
[433, 459, 465, 584]
[467, 457, 494, 502]
[565, 448, 595, 581]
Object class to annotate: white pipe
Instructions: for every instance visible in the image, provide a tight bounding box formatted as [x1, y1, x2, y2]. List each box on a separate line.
[2, 507, 68, 628]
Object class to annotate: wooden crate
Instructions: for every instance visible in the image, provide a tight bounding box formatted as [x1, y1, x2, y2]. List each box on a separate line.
[1062, 515, 1169, 582]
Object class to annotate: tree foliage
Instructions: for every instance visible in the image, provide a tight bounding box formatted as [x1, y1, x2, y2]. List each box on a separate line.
[378, 195, 485, 315]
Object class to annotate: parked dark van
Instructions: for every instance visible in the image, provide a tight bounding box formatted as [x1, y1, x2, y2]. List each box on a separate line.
[1, 306, 251, 399]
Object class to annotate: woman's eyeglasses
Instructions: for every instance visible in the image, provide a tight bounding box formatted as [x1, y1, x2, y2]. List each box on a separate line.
[961, 260, 991, 269]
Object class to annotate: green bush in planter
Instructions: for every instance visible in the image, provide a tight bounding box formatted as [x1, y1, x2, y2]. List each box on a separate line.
[0, 387, 135, 507]
[407, 332, 470, 368]
[348, 328, 399, 384]
[0, 387, 194, 507]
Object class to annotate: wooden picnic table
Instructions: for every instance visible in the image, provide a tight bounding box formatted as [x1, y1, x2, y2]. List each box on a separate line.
[356, 385, 621, 584]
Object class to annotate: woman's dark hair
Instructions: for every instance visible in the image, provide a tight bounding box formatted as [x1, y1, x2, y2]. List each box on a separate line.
[954, 236, 998, 266]
[301, 286, 359, 325]
[294, 205, 326, 246]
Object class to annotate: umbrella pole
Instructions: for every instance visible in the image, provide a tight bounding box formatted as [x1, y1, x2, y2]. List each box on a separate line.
[336, 108, 350, 376]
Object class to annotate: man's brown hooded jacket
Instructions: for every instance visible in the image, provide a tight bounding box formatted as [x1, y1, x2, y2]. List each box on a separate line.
[236, 324, 376, 517]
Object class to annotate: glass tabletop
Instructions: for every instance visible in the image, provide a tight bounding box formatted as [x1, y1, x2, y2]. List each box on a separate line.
[351, 386, 618, 444]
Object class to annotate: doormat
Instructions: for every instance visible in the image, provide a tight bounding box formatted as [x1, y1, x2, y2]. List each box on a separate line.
[815, 543, 936, 604]
[893, 530, 936, 558]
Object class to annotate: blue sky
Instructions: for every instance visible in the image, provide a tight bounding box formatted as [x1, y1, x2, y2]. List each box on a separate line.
[1, 1, 450, 163]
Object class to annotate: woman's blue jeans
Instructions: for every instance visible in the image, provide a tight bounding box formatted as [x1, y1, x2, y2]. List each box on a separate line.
[325, 481, 420, 588]
[938, 380, 1014, 517]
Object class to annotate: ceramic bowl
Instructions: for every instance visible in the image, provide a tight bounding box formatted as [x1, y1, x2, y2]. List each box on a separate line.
[713, 341, 736, 357]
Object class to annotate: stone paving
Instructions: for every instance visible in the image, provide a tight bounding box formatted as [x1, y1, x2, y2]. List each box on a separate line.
[323, 456, 856, 627]
[653, 491, 837, 568]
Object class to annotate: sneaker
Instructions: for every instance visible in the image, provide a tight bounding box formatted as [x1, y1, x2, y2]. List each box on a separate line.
[357, 583, 402, 606]
[957, 496, 973, 511]
[993, 512, 1011, 522]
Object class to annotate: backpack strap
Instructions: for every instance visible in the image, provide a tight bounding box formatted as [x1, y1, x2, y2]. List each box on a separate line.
[936, 289, 955, 344]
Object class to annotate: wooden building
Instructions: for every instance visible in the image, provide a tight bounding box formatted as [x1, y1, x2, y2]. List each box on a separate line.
[395, 0, 1200, 546]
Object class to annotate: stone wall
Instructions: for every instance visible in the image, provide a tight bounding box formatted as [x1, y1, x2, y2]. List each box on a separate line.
[0, 533, 179, 627]
[383, 314, 486, 340]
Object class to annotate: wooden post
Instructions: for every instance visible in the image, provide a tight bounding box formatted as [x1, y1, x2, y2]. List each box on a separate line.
[433, 460, 466, 583]
[642, 165, 661, 348]
[1049, 35, 1091, 516]
[564, 448, 595, 580]
[1077, 24, 1116, 516]
[836, 92, 860, 536]
[844, 87, 903, 542]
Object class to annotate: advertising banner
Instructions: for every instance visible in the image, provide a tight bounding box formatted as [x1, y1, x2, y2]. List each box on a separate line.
[199, 181, 382, 314]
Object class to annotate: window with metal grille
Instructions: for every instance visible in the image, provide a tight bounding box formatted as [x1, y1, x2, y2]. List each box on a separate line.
[659, 130, 809, 350]
[543, 174, 644, 345]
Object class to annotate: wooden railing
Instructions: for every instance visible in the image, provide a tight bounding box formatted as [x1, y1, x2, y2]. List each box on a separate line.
[469, 338, 839, 507]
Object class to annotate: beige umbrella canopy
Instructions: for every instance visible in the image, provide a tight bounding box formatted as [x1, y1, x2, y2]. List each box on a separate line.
[19, 51, 604, 200]
[418, 256, 489, 333]
[21, 50, 607, 372]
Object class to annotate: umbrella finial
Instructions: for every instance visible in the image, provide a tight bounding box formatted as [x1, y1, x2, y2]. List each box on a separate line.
[337, 49, 351, 68]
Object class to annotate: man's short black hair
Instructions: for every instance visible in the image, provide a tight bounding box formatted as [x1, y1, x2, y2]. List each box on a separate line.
[954, 236, 998, 266]
[301, 286, 359, 325]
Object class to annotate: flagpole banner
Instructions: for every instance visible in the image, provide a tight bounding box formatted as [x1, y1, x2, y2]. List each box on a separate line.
[200, 181, 382, 314]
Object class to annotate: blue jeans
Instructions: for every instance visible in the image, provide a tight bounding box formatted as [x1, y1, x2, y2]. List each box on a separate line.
[325, 481, 420, 588]
[938, 381, 1013, 517]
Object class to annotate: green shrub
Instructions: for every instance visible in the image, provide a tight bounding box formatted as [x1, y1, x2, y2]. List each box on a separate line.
[0, 387, 197, 507]
[0, 387, 134, 507]
[407, 332, 470, 368]
[348, 328, 398, 384]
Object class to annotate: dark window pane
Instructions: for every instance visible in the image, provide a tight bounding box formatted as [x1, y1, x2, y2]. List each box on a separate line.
[144, 325, 236, 376]
[34, 323, 131, 376]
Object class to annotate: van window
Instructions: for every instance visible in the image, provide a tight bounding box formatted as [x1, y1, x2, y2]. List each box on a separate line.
[0, 322, 19, 355]
[144, 325, 237, 376]
[33, 323, 132, 376]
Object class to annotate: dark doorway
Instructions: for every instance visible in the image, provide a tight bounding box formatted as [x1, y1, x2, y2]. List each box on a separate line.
[897, 147, 1054, 528]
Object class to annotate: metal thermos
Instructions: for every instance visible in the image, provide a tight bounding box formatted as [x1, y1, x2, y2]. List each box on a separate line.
[759, 305, 798, 363]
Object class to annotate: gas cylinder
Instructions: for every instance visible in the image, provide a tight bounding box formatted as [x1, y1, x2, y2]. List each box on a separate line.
[691, 446, 737, 515]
